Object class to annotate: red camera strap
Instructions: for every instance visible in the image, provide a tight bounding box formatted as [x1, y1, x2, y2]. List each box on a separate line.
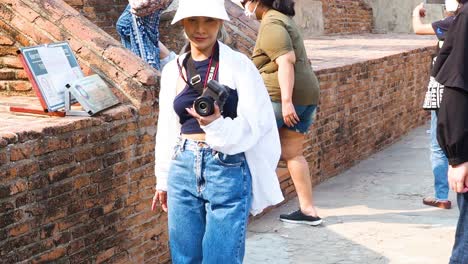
[177, 42, 220, 94]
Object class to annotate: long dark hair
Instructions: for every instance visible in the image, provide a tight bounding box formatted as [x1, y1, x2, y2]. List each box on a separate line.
[259, 0, 295, 16]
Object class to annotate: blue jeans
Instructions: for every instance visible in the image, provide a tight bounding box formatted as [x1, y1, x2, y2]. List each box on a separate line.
[167, 138, 252, 264]
[271, 102, 317, 134]
[116, 5, 162, 70]
[450, 193, 468, 263]
[430, 111, 449, 200]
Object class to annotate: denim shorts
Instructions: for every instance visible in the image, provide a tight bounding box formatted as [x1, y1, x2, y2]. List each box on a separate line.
[271, 102, 317, 134]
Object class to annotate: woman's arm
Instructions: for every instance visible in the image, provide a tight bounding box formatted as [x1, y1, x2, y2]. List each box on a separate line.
[437, 87, 468, 193]
[412, 3, 436, 35]
[201, 54, 278, 155]
[437, 87, 468, 166]
[276, 51, 299, 127]
[154, 60, 180, 191]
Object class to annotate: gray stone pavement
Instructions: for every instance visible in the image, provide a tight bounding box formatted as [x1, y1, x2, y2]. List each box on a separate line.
[245, 124, 459, 264]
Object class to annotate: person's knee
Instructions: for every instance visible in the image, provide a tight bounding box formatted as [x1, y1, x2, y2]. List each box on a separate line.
[279, 128, 305, 161]
[280, 147, 303, 161]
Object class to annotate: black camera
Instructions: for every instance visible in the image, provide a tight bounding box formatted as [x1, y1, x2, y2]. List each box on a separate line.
[193, 80, 231, 116]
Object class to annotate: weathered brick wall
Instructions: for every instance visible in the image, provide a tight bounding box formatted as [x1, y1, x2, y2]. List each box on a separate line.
[0, 16, 33, 95]
[279, 47, 434, 199]
[62, 0, 374, 43]
[0, 0, 435, 262]
[63, 0, 127, 40]
[0, 0, 168, 263]
[321, 0, 373, 35]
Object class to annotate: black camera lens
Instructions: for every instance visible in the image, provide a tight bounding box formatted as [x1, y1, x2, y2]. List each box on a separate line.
[194, 97, 215, 117]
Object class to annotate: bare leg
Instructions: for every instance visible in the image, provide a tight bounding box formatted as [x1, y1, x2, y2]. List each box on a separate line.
[279, 127, 318, 217]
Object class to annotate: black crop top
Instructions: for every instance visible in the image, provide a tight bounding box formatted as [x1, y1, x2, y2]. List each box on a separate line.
[173, 57, 238, 134]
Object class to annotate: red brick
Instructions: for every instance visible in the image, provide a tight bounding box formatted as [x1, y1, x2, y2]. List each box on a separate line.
[33, 16, 64, 40]
[38, 152, 74, 170]
[6, 161, 39, 181]
[48, 181, 73, 198]
[104, 45, 150, 75]
[64, 0, 84, 6]
[10, 16, 51, 44]
[8, 222, 30, 237]
[83, 159, 103, 173]
[73, 175, 90, 189]
[9, 81, 31, 91]
[61, 16, 117, 51]
[33, 137, 72, 156]
[47, 165, 82, 183]
[0, 56, 23, 69]
[0, 35, 14, 45]
[31, 247, 66, 264]
[40, 223, 58, 239]
[73, 147, 93, 162]
[10, 179, 28, 195]
[15, 69, 28, 80]
[0, 45, 18, 56]
[96, 246, 115, 263]
[0, 69, 16, 80]
[8, 1, 41, 22]
[0, 150, 7, 165]
[10, 142, 33, 161]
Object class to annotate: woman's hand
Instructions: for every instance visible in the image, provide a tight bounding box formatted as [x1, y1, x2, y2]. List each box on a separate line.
[186, 103, 221, 126]
[282, 101, 300, 127]
[151, 190, 168, 212]
[448, 162, 468, 193]
[413, 2, 425, 17]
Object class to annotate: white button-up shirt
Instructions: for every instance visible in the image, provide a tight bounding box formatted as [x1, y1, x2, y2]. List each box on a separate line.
[155, 41, 284, 215]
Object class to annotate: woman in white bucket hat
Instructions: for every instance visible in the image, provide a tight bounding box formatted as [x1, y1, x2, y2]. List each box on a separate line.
[151, 0, 283, 263]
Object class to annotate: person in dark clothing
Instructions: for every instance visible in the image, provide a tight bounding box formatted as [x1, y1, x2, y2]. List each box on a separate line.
[434, 0, 468, 262]
[413, 0, 458, 210]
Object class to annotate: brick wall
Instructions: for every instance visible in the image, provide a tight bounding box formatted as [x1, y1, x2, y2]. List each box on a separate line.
[63, 0, 127, 40]
[62, 0, 374, 42]
[0, 0, 168, 263]
[321, 0, 373, 35]
[0, 0, 435, 262]
[279, 47, 434, 199]
[0, 18, 33, 95]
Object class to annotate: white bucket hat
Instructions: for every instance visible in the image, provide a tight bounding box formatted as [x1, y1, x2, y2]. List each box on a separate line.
[171, 0, 231, 24]
[445, 0, 459, 12]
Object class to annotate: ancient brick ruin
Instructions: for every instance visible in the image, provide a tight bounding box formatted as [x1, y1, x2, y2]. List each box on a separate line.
[0, 0, 434, 263]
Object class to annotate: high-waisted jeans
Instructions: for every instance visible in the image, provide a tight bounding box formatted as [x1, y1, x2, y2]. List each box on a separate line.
[450, 193, 468, 264]
[430, 111, 449, 200]
[167, 138, 252, 264]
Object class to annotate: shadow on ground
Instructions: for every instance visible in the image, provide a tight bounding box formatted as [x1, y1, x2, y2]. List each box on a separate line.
[245, 125, 457, 264]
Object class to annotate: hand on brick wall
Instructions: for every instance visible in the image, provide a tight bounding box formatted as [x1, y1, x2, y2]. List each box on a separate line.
[129, 0, 173, 17]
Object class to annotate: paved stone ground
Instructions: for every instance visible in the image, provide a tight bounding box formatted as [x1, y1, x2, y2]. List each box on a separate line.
[305, 34, 435, 71]
[245, 125, 459, 264]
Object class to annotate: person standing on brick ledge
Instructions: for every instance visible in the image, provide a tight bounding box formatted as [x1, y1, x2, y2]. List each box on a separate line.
[116, 0, 177, 71]
[433, 1, 468, 263]
[412, 0, 460, 210]
[151, 0, 284, 262]
[240, 0, 322, 226]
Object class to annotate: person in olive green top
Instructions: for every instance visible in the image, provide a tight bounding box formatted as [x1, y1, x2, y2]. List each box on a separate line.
[241, 0, 322, 225]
